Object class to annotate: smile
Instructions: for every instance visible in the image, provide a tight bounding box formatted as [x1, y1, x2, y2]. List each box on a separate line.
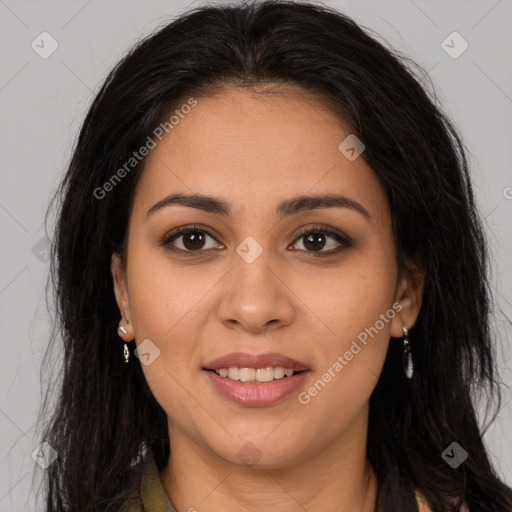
[213, 366, 298, 382]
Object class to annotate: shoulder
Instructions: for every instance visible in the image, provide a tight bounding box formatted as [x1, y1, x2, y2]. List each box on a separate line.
[415, 492, 432, 512]
[415, 490, 470, 512]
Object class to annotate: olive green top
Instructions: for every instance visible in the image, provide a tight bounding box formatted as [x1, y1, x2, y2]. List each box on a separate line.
[120, 451, 419, 512]
[121, 452, 177, 512]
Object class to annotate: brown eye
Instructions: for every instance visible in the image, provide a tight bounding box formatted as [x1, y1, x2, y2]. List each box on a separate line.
[180, 231, 207, 251]
[302, 232, 327, 252]
[162, 225, 223, 255]
[290, 225, 352, 256]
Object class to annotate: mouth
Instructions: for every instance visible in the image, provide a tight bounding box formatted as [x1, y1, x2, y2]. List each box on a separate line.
[202, 351, 311, 407]
[203, 367, 308, 383]
[203, 351, 310, 373]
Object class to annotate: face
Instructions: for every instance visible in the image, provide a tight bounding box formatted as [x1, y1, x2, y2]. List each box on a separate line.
[112, 84, 422, 469]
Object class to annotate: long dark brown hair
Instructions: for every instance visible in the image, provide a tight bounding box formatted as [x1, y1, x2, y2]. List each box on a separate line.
[36, 1, 512, 510]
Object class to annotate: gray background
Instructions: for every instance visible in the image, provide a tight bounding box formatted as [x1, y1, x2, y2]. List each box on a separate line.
[1, 0, 511, 510]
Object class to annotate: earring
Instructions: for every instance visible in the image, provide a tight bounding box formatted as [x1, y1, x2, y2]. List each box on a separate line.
[123, 341, 131, 364]
[402, 325, 413, 379]
[118, 324, 131, 364]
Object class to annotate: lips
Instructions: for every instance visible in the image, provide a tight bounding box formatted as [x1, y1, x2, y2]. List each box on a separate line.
[203, 351, 310, 372]
[205, 369, 310, 407]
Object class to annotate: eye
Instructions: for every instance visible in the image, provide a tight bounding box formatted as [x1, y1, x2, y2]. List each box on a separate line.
[161, 224, 223, 256]
[161, 223, 352, 257]
[289, 224, 352, 256]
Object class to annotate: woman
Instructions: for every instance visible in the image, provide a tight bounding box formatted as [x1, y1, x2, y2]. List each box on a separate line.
[38, 0, 512, 510]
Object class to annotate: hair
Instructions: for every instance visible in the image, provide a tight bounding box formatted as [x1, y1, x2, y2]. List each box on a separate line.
[36, 0, 512, 511]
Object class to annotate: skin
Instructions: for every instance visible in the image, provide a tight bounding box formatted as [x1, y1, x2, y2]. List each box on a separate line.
[112, 84, 424, 512]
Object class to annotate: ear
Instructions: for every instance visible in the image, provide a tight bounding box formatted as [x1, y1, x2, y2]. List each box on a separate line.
[111, 252, 134, 340]
[390, 260, 424, 338]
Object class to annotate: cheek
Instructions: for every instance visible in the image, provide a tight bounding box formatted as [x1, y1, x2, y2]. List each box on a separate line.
[124, 242, 232, 405]
[294, 252, 396, 411]
[295, 247, 397, 342]
[124, 245, 212, 419]
[126, 242, 213, 342]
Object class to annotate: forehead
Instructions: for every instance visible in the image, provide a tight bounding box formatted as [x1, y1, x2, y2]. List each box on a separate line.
[132, 85, 390, 227]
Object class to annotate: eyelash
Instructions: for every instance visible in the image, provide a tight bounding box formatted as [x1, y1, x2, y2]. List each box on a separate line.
[160, 223, 352, 257]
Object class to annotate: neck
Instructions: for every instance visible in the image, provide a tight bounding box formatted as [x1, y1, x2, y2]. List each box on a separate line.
[160, 411, 379, 512]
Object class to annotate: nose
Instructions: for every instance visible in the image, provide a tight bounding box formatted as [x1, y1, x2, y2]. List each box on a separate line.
[216, 249, 296, 333]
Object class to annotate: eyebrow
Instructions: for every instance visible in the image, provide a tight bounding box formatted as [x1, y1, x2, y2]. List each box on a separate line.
[146, 192, 371, 221]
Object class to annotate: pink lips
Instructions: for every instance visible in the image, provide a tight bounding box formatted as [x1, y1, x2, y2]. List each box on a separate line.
[203, 351, 311, 407]
[203, 351, 310, 372]
[204, 370, 309, 407]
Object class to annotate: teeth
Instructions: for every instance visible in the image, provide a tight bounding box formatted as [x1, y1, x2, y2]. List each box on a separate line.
[273, 366, 285, 379]
[214, 366, 297, 382]
[240, 368, 256, 382]
[227, 368, 239, 380]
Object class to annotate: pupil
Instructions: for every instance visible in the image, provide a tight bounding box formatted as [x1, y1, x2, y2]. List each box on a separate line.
[304, 233, 325, 251]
